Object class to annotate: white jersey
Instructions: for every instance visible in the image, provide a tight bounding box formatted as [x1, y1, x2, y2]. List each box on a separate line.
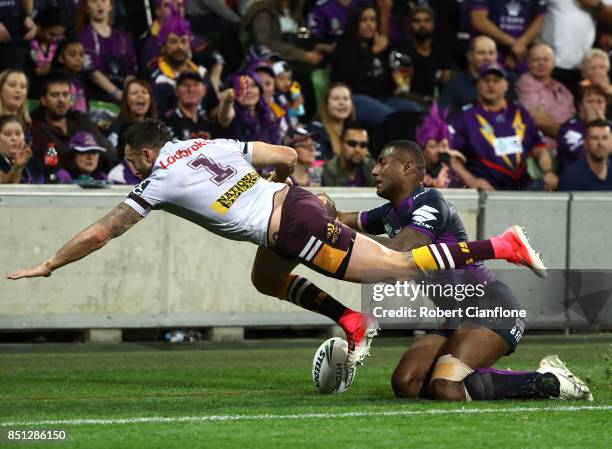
[124, 138, 286, 245]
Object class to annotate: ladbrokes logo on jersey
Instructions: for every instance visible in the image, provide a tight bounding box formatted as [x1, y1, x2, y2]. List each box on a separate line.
[159, 140, 209, 169]
[210, 171, 260, 215]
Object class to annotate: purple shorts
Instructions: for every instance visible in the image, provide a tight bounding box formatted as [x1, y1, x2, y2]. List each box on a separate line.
[276, 186, 355, 279]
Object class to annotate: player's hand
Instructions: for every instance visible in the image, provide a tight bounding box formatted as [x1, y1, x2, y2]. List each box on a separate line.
[317, 193, 337, 219]
[267, 170, 293, 185]
[6, 262, 52, 280]
[542, 172, 558, 191]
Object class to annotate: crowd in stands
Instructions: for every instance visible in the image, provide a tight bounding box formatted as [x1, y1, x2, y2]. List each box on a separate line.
[0, 0, 611, 191]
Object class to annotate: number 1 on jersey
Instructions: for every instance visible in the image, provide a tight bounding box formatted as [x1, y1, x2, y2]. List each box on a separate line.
[188, 154, 237, 185]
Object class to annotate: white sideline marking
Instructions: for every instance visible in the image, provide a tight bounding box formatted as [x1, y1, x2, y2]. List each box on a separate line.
[1, 405, 611, 427]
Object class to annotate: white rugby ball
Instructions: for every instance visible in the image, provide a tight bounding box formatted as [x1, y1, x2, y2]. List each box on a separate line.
[312, 337, 356, 394]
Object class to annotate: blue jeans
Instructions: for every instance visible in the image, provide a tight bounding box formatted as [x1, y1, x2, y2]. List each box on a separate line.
[353, 95, 422, 125]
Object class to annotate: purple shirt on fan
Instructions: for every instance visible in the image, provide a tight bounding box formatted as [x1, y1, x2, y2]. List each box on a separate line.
[556, 117, 586, 175]
[307, 0, 371, 44]
[450, 101, 546, 190]
[469, 0, 547, 39]
[78, 25, 137, 87]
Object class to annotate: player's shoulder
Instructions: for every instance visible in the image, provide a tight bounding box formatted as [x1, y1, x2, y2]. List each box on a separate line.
[410, 186, 450, 215]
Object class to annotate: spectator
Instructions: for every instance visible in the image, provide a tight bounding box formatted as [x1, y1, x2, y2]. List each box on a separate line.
[469, 0, 546, 70]
[53, 37, 88, 113]
[107, 78, 158, 153]
[450, 62, 556, 191]
[542, 0, 612, 95]
[140, 0, 226, 80]
[516, 43, 575, 151]
[439, 35, 498, 116]
[307, 82, 356, 160]
[223, 73, 281, 143]
[558, 119, 612, 191]
[0, 69, 31, 127]
[322, 120, 376, 186]
[272, 60, 305, 127]
[76, 0, 137, 103]
[307, 0, 370, 56]
[26, 7, 66, 99]
[415, 103, 464, 188]
[149, 14, 221, 117]
[164, 71, 234, 140]
[241, 0, 323, 117]
[56, 130, 108, 182]
[30, 72, 116, 170]
[0, 115, 42, 183]
[581, 49, 612, 96]
[331, 4, 420, 126]
[395, 5, 451, 99]
[557, 85, 608, 173]
[0, 0, 37, 73]
[284, 127, 322, 186]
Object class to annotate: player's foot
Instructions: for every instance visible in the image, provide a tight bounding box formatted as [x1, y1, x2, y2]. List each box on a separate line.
[491, 225, 547, 278]
[537, 354, 593, 401]
[338, 311, 379, 368]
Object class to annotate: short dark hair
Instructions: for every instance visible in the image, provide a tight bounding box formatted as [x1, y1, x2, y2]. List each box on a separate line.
[577, 84, 608, 105]
[42, 72, 72, 96]
[123, 119, 172, 153]
[586, 119, 611, 132]
[341, 120, 368, 140]
[0, 114, 24, 133]
[381, 140, 426, 170]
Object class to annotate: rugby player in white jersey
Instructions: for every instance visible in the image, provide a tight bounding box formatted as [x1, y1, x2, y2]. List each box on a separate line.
[7, 119, 546, 367]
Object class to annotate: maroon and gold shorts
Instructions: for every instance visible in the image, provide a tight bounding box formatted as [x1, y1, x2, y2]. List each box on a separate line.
[275, 186, 356, 279]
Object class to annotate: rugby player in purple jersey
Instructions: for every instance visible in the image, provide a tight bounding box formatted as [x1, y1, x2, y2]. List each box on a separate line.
[334, 140, 592, 400]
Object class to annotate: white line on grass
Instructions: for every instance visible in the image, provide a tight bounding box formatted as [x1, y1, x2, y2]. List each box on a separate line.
[2, 405, 611, 427]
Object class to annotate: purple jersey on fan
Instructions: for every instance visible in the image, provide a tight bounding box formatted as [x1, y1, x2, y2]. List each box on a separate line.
[556, 117, 586, 174]
[307, 0, 371, 44]
[358, 184, 493, 284]
[468, 0, 547, 39]
[78, 25, 137, 86]
[450, 101, 546, 190]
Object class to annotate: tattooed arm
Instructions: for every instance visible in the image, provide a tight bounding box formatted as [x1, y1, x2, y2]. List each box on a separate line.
[6, 203, 143, 280]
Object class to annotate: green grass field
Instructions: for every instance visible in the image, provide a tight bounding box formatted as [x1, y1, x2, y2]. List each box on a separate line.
[1, 335, 611, 449]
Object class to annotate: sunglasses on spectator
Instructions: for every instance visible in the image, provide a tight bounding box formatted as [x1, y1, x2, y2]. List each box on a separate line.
[344, 140, 368, 148]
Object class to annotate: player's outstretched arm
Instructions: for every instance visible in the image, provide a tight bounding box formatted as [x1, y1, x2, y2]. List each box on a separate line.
[251, 141, 297, 181]
[6, 203, 143, 280]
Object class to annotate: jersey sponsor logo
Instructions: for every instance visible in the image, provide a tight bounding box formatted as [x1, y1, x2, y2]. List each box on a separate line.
[159, 139, 209, 169]
[326, 223, 341, 244]
[412, 205, 439, 223]
[210, 171, 260, 215]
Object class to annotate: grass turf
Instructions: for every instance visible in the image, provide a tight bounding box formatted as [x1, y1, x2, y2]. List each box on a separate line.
[1, 335, 611, 449]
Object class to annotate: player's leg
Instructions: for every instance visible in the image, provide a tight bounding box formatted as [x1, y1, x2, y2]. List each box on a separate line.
[251, 246, 375, 366]
[391, 333, 447, 399]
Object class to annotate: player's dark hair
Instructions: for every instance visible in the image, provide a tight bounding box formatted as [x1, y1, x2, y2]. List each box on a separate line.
[341, 120, 368, 140]
[123, 119, 172, 153]
[41, 72, 72, 96]
[382, 140, 426, 171]
[586, 119, 611, 132]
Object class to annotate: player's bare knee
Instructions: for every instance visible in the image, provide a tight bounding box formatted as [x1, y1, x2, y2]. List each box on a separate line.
[391, 371, 423, 399]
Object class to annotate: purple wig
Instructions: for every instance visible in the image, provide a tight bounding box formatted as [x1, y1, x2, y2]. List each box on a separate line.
[229, 72, 281, 144]
[415, 102, 451, 148]
[158, 12, 193, 44]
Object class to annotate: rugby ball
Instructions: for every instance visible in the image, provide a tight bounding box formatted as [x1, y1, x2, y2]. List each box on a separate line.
[312, 337, 356, 394]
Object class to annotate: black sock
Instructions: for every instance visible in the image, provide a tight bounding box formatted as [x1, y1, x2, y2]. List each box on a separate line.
[464, 370, 560, 400]
[283, 275, 348, 322]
